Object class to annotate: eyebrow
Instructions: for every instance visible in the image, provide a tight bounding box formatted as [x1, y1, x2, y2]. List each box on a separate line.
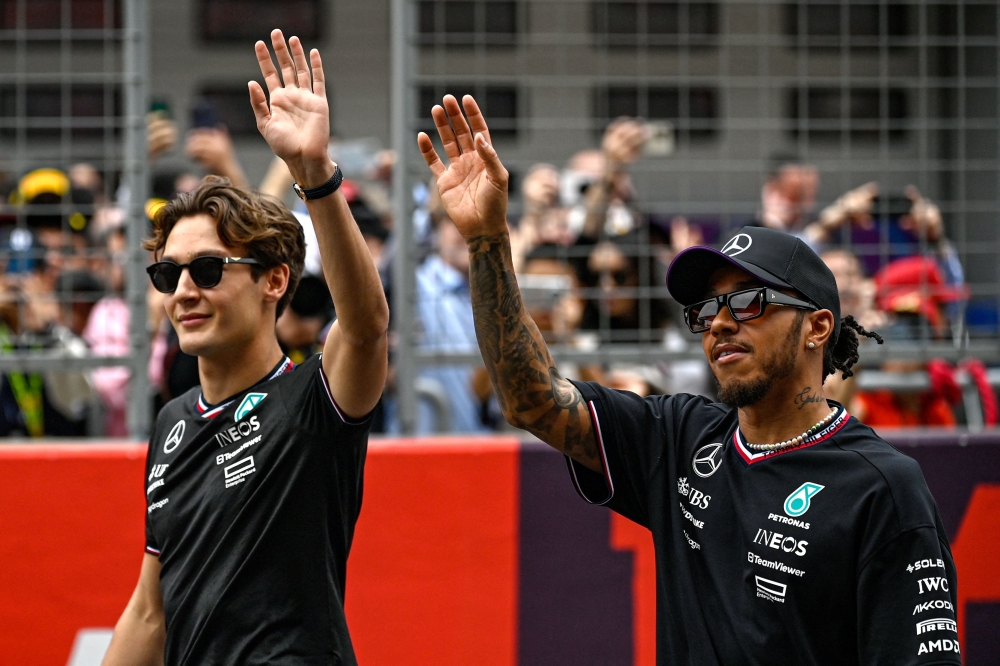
[159, 249, 230, 263]
[703, 280, 760, 298]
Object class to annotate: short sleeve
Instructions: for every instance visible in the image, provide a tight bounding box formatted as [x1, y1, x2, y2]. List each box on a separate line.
[564, 381, 677, 528]
[857, 526, 961, 665]
[143, 433, 161, 557]
[283, 355, 377, 436]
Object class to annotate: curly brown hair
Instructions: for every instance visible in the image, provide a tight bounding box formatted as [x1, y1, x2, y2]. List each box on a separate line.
[144, 176, 306, 318]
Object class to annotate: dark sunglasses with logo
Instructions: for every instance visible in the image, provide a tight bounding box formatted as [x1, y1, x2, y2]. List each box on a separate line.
[684, 287, 817, 333]
[146, 256, 259, 294]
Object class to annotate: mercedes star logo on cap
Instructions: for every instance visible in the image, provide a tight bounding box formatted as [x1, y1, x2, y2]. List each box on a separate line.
[721, 233, 753, 257]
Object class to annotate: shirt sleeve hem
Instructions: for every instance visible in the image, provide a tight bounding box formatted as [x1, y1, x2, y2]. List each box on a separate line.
[145, 545, 161, 555]
[565, 398, 615, 505]
[317, 365, 376, 426]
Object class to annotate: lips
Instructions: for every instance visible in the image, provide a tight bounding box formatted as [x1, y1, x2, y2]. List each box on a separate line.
[712, 342, 751, 365]
[177, 312, 211, 327]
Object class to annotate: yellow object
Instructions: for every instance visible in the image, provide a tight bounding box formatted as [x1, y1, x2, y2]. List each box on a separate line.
[145, 198, 168, 220]
[17, 168, 71, 203]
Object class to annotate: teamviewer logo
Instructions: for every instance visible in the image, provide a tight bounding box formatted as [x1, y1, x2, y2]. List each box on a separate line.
[755, 576, 787, 603]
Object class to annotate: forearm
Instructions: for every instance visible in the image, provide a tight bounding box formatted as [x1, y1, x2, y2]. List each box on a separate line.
[294, 161, 389, 345]
[468, 231, 599, 469]
[580, 178, 613, 240]
[102, 607, 165, 666]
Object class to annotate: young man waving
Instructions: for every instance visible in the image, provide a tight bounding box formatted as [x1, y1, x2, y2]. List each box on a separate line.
[103, 31, 388, 666]
[419, 95, 960, 665]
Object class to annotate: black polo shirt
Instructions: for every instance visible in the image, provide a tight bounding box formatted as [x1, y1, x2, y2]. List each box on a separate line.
[567, 381, 961, 666]
[144, 354, 371, 666]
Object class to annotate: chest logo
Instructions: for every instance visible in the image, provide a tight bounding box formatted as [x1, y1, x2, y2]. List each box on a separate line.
[784, 482, 824, 517]
[692, 442, 724, 478]
[235, 392, 267, 421]
[163, 420, 185, 454]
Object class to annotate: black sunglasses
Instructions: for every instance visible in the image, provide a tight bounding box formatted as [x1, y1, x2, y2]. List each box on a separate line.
[684, 287, 817, 333]
[146, 256, 259, 294]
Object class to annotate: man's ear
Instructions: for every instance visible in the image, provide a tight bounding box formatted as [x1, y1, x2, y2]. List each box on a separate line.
[806, 309, 835, 348]
[261, 264, 290, 306]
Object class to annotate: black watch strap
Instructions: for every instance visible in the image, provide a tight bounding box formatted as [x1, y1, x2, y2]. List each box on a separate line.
[293, 164, 343, 201]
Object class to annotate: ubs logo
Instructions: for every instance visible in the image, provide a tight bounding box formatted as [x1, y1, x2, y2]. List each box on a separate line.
[163, 420, 185, 454]
[692, 442, 724, 478]
[721, 233, 752, 257]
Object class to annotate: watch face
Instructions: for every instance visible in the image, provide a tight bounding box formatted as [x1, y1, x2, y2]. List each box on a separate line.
[293, 183, 307, 201]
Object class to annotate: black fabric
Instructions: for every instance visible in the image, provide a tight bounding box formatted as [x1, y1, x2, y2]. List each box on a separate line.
[566, 381, 961, 666]
[144, 354, 372, 666]
[667, 226, 843, 344]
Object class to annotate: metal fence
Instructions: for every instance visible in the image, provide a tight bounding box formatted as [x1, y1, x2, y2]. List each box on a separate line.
[0, 0, 150, 437]
[0, 0, 997, 438]
[390, 0, 1000, 433]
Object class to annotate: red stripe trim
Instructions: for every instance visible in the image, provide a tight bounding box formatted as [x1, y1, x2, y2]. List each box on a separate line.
[735, 408, 850, 465]
[568, 400, 614, 505]
[145, 546, 161, 555]
[317, 366, 370, 425]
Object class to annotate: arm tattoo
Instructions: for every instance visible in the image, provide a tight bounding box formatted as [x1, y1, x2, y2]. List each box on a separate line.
[468, 233, 599, 469]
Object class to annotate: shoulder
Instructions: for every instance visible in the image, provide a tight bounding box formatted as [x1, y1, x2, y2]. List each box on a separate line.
[834, 419, 938, 530]
[155, 386, 199, 425]
[573, 382, 730, 428]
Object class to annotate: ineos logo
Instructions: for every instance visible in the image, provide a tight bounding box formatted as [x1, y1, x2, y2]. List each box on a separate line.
[692, 442, 724, 478]
[721, 234, 752, 257]
[163, 420, 185, 454]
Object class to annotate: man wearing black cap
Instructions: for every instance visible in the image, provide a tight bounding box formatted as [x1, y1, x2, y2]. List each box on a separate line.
[420, 96, 961, 665]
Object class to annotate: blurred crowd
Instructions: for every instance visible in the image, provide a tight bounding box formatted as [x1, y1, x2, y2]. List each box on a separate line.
[0, 106, 995, 438]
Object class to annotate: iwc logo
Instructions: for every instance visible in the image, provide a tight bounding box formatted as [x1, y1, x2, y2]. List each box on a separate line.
[721, 233, 752, 257]
[163, 420, 185, 454]
[235, 392, 267, 421]
[692, 443, 724, 478]
[784, 482, 824, 517]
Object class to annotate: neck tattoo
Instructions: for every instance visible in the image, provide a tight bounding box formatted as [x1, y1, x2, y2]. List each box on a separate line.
[744, 406, 839, 452]
[794, 386, 824, 410]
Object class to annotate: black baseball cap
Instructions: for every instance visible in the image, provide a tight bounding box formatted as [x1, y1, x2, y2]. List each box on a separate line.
[666, 226, 842, 343]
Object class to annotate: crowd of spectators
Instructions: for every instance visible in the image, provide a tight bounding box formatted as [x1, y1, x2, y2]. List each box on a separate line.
[0, 104, 994, 438]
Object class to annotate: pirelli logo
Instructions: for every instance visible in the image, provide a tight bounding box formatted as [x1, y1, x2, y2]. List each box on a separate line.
[916, 618, 957, 635]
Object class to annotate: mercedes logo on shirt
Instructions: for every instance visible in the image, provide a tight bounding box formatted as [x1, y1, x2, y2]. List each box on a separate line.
[721, 233, 752, 257]
[164, 420, 186, 454]
[692, 442, 724, 478]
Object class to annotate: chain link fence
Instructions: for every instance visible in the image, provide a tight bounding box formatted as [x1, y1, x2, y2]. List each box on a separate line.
[389, 0, 1000, 433]
[0, 0, 150, 438]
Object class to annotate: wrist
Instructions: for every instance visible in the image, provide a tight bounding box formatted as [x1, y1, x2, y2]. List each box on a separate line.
[287, 158, 337, 190]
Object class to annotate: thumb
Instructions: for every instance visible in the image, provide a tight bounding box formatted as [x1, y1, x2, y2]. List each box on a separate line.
[475, 133, 508, 189]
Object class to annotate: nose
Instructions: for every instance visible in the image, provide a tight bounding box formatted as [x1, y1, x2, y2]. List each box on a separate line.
[172, 265, 200, 301]
[708, 301, 739, 337]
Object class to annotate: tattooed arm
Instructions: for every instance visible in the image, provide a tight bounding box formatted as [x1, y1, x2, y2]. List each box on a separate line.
[417, 94, 600, 471]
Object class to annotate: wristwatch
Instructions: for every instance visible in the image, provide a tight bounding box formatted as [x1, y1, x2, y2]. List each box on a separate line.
[293, 164, 343, 201]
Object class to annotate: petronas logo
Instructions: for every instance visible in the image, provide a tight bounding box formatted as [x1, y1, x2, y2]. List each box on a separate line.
[784, 482, 824, 517]
[235, 393, 266, 421]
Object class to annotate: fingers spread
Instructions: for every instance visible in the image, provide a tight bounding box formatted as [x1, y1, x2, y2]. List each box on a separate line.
[417, 132, 446, 177]
[270, 29, 297, 88]
[310, 49, 326, 98]
[248, 81, 270, 128]
[255, 41, 282, 94]
[289, 36, 312, 89]
[462, 95, 492, 145]
[443, 95, 475, 154]
[432, 105, 461, 160]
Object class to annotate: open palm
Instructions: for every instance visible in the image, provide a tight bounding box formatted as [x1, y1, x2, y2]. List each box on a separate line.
[418, 95, 509, 239]
[249, 30, 330, 178]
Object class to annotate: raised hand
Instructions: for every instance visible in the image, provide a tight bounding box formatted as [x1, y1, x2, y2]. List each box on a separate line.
[417, 95, 509, 240]
[249, 30, 332, 187]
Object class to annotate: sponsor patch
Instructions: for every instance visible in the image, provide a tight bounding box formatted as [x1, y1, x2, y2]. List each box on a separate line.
[755, 576, 786, 603]
[224, 455, 257, 488]
[916, 618, 957, 635]
[784, 482, 824, 517]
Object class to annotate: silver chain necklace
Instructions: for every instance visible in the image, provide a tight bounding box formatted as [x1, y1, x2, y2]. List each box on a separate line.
[744, 407, 839, 452]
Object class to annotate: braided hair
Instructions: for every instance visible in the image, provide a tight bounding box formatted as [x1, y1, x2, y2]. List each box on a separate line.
[823, 315, 884, 380]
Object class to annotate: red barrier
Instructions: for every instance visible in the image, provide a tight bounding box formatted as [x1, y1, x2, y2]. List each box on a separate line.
[0, 440, 521, 666]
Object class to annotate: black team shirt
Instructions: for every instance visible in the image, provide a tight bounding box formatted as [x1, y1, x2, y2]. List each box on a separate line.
[567, 382, 961, 666]
[144, 355, 371, 666]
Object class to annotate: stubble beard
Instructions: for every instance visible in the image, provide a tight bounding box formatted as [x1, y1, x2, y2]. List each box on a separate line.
[715, 315, 804, 408]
